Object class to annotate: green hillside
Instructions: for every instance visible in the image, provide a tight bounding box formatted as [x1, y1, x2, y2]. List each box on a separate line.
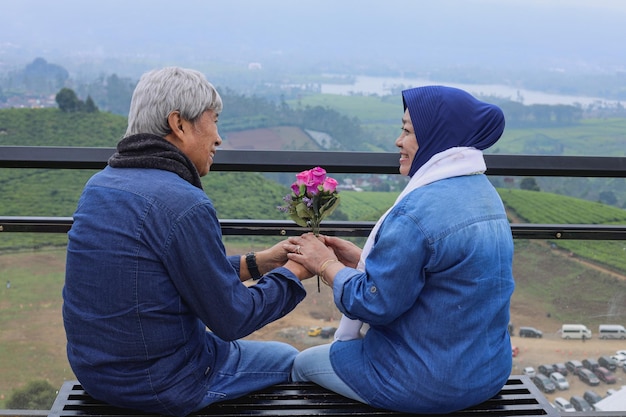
[501, 188, 626, 274]
[335, 191, 396, 221]
[2, 106, 626, 275]
[288, 94, 626, 157]
[0, 108, 126, 147]
[501, 188, 626, 224]
[4, 95, 626, 156]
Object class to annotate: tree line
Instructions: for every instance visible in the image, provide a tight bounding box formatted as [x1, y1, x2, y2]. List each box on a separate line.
[55, 88, 98, 113]
[3, 57, 616, 151]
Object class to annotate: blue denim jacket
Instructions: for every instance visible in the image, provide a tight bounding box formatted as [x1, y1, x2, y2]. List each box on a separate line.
[330, 174, 514, 413]
[63, 166, 305, 416]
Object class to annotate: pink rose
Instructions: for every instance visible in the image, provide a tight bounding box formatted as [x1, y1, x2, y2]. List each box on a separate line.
[291, 182, 301, 194]
[310, 167, 327, 188]
[295, 169, 313, 186]
[322, 177, 338, 192]
[306, 183, 320, 195]
[295, 167, 326, 195]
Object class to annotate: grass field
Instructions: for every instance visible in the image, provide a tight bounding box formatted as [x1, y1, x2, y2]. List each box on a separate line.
[0, 248, 72, 407]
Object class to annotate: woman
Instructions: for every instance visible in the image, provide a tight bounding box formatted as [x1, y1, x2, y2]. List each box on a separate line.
[287, 86, 515, 413]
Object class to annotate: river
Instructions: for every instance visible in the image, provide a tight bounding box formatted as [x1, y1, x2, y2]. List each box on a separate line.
[321, 75, 618, 107]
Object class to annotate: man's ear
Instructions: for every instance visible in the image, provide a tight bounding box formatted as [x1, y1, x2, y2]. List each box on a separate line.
[167, 111, 184, 137]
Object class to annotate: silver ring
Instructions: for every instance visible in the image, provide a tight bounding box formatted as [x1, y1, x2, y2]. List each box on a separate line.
[296, 245, 302, 254]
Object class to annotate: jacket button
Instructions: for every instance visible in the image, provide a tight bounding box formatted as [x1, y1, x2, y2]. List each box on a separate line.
[370, 286, 377, 293]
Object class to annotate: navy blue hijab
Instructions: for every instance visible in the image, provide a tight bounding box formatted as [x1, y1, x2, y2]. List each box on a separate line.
[402, 86, 505, 177]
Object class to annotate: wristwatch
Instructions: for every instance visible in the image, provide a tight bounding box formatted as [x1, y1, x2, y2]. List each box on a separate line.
[245, 252, 262, 280]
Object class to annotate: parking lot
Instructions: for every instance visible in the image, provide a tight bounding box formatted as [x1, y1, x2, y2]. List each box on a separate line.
[511, 334, 625, 404]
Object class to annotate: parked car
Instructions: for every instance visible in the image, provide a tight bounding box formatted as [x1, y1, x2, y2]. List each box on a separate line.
[611, 353, 626, 367]
[538, 364, 554, 376]
[307, 327, 322, 337]
[598, 355, 617, 371]
[532, 374, 556, 393]
[583, 390, 603, 406]
[582, 358, 599, 371]
[549, 372, 569, 390]
[578, 368, 600, 386]
[570, 395, 594, 412]
[593, 366, 616, 384]
[519, 326, 542, 338]
[552, 362, 568, 376]
[320, 326, 337, 339]
[565, 359, 584, 375]
[553, 397, 575, 413]
[523, 366, 536, 378]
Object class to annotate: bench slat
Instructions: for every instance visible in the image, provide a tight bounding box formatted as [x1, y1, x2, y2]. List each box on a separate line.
[48, 376, 558, 417]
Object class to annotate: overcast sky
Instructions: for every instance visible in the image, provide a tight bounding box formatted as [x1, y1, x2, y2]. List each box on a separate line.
[2, 0, 626, 77]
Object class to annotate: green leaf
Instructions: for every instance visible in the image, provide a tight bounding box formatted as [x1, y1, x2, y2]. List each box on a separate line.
[289, 212, 309, 227]
[319, 195, 340, 220]
[295, 202, 313, 222]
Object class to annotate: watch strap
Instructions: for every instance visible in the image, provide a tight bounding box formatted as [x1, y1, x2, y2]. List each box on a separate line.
[246, 252, 262, 280]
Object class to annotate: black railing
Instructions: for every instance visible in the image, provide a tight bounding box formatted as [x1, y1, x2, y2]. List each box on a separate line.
[3, 146, 626, 176]
[2, 147, 626, 240]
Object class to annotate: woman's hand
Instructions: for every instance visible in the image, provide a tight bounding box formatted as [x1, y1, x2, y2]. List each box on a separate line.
[285, 233, 338, 275]
[322, 236, 362, 269]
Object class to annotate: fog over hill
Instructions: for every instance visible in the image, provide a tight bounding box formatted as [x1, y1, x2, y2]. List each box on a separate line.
[2, 0, 626, 81]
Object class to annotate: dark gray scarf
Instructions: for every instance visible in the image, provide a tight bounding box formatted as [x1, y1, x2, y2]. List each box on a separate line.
[108, 133, 203, 189]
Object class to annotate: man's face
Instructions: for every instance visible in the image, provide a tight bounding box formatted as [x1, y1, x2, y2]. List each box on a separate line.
[180, 109, 222, 177]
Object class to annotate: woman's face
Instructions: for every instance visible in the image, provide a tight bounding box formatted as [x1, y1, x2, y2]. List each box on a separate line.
[395, 109, 419, 176]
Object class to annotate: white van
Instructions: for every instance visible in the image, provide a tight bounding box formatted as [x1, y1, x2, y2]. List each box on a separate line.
[598, 324, 626, 339]
[561, 324, 592, 339]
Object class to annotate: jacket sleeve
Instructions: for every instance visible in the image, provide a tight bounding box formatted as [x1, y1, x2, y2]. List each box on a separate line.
[162, 201, 306, 340]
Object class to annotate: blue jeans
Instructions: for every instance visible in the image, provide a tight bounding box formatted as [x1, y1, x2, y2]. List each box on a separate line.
[291, 343, 365, 402]
[196, 339, 299, 409]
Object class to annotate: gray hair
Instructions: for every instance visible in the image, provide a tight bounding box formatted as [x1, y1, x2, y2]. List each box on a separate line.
[125, 67, 223, 137]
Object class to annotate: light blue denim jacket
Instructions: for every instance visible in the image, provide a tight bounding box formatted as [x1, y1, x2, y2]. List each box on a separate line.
[63, 166, 306, 416]
[330, 174, 514, 413]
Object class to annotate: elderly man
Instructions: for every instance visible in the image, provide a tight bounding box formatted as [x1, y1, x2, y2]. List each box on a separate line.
[63, 67, 312, 417]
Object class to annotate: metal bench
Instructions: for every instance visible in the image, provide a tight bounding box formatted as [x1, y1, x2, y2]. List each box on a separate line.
[48, 376, 558, 417]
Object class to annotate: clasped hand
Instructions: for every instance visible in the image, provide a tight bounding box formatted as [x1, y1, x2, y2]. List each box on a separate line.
[284, 233, 362, 280]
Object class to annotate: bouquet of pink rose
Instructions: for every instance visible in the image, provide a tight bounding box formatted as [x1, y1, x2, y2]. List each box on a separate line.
[278, 166, 340, 236]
